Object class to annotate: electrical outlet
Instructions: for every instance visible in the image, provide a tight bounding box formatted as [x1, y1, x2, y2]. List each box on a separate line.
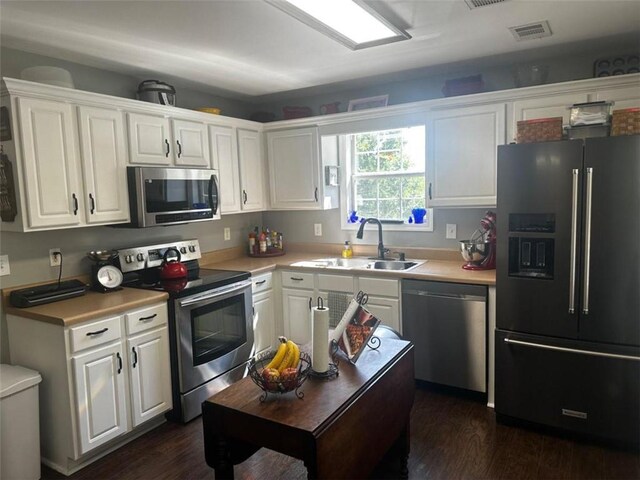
[224, 227, 231, 241]
[50, 248, 62, 267]
[0, 255, 10, 276]
[314, 223, 322, 236]
[446, 224, 457, 239]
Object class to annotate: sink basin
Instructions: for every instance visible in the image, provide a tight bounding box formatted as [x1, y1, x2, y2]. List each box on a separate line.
[367, 260, 420, 271]
[290, 257, 424, 272]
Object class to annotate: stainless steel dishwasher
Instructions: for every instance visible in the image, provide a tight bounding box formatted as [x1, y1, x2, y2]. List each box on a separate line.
[401, 279, 487, 393]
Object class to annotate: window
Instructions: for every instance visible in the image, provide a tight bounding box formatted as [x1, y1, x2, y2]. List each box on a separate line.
[346, 126, 426, 224]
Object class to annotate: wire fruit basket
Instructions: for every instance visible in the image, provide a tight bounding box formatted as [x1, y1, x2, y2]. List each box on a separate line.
[248, 350, 311, 401]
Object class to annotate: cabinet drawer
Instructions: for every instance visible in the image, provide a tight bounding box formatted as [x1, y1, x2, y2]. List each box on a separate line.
[252, 272, 273, 294]
[317, 274, 354, 293]
[70, 316, 122, 353]
[281, 271, 314, 289]
[125, 303, 168, 336]
[358, 277, 399, 298]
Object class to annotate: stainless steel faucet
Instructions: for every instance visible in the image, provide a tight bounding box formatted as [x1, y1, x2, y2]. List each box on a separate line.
[356, 218, 389, 260]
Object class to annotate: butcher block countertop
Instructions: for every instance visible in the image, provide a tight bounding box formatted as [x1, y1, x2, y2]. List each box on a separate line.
[3, 287, 168, 326]
[201, 244, 496, 286]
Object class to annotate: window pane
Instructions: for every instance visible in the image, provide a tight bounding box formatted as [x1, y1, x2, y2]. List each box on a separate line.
[378, 177, 400, 199]
[379, 199, 401, 219]
[356, 153, 377, 173]
[357, 199, 378, 218]
[354, 178, 377, 200]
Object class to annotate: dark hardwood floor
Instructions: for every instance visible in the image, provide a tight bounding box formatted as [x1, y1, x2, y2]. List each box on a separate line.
[43, 386, 639, 480]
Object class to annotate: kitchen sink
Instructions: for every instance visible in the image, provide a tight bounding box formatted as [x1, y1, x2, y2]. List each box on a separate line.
[290, 257, 424, 272]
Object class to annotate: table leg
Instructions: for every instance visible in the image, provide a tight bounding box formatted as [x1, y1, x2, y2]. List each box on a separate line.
[398, 421, 410, 480]
[212, 436, 235, 480]
[304, 457, 318, 480]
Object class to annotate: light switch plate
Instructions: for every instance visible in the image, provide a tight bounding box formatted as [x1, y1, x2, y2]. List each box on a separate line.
[0, 255, 10, 276]
[314, 223, 322, 236]
[446, 224, 457, 239]
[224, 227, 231, 241]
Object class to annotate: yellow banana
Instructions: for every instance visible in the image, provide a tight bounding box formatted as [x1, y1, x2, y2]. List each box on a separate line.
[266, 337, 288, 370]
[290, 341, 300, 369]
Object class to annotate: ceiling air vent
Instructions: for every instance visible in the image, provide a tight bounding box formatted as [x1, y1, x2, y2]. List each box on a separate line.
[509, 21, 553, 41]
[464, 0, 509, 9]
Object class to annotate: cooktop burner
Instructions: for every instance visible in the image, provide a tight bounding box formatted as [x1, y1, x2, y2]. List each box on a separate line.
[124, 267, 250, 298]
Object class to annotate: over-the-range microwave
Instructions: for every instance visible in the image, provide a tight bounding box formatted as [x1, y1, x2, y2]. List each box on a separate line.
[125, 166, 219, 227]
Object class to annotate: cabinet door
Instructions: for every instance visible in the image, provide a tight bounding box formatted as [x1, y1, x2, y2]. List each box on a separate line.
[210, 125, 242, 214]
[238, 129, 265, 211]
[427, 104, 505, 207]
[127, 327, 172, 428]
[72, 342, 128, 454]
[253, 290, 275, 354]
[511, 92, 589, 142]
[126, 112, 172, 165]
[365, 296, 400, 334]
[282, 287, 313, 344]
[267, 127, 320, 209]
[172, 119, 210, 167]
[593, 85, 640, 110]
[17, 97, 83, 228]
[77, 106, 130, 225]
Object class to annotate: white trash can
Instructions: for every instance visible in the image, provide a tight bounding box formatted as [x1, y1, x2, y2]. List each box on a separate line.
[1, 364, 42, 480]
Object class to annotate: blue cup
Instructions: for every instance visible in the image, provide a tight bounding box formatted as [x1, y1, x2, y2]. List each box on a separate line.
[411, 208, 427, 224]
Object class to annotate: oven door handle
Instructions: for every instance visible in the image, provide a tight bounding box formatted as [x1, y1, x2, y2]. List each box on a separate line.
[179, 280, 251, 307]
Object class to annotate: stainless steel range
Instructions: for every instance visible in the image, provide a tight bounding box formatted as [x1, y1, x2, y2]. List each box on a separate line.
[117, 239, 253, 423]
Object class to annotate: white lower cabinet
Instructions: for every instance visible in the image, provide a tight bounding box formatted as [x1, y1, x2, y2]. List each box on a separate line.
[6, 301, 171, 475]
[282, 286, 313, 344]
[252, 272, 275, 354]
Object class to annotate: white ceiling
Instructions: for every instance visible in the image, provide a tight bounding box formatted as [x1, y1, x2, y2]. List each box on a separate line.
[1, 0, 639, 100]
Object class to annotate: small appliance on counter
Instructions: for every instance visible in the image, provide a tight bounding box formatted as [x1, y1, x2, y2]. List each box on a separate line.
[9, 280, 87, 308]
[459, 211, 496, 270]
[87, 250, 122, 293]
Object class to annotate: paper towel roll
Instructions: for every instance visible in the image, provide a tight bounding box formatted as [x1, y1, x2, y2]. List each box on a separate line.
[312, 306, 330, 373]
[330, 298, 359, 343]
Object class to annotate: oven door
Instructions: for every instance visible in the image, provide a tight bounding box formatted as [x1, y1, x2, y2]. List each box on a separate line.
[174, 280, 253, 394]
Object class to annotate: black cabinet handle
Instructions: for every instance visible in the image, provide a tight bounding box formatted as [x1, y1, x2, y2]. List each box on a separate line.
[243, 190, 248, 204]
[89, 193, 95, 214]
[290, 276, 303, 281]
[72, 193, 78, 215]
[116, 352, 122, 374]
[139, 314, 157, 322]
[308, 297, 312, 310]
[428, 182, 432, 200]
[86, 327, 108, 336]
[165, 139, 170, 157]
[132, 347, 138, 368]
[255, 280, 266, 286]
[314, 187, 318, 202]
[176, 140, 182, 158]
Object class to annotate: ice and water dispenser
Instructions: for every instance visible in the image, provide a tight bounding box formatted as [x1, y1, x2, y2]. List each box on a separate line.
[508, 214, 555, 279]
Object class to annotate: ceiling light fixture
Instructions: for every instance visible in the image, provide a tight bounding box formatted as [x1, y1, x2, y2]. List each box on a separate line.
[265, 0, 411, 50]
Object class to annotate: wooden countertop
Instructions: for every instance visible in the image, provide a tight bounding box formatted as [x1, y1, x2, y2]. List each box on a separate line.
[202, 251, 496, 286]
[3, 288, 168, 326]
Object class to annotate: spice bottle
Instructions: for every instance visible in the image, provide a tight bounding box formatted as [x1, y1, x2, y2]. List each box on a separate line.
[342, 241, 353, 258]
[258, 231, 267, 254]
[248, 231, 256, 255]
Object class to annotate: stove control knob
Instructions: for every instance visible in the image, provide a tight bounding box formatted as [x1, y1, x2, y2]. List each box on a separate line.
[136, 253, 145, 262]
[180, 247, 187, 254]
[189, 245, 196, 253]
[125, 255, 133, 264]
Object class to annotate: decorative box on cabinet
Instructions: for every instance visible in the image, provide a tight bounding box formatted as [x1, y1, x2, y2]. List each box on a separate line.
[6, 302, 171, 475]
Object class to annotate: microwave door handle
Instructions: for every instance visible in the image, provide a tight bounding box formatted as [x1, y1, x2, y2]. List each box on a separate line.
[208, 174, 219, 215]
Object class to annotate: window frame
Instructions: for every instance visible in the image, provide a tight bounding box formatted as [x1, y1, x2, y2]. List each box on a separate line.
[339, 125, 433, 232]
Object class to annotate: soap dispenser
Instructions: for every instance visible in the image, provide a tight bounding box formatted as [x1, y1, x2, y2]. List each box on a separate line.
[342, 241, 353, 258]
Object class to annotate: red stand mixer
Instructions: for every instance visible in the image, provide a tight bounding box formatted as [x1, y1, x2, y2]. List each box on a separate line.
[460, 211, 496, 270]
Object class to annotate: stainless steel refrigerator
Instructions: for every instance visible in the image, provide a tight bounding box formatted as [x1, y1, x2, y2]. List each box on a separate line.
[495, 135, 640, 444]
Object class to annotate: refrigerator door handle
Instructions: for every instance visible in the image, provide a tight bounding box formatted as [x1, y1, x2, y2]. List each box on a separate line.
[504, 338, 640, 362]
[583, 167, 594, 315]
[569, 168, 579, 314]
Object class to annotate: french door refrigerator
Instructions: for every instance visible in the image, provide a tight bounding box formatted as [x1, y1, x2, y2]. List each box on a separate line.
[495, 135, 640, 444]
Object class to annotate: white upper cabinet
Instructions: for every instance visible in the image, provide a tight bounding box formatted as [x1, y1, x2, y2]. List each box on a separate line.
[267, 127, 321, 210]
[172, 119, 210, 167]
[593, 85, 640, 110]
[77, 105, 130, 225]
[210, 125, 242, 214]
[237, 129, 265, 211]
[427, 103, 505, 207]
[510, 92, 589, 142]
[126, 112, 172, 165]
[16, 97, 83, 229]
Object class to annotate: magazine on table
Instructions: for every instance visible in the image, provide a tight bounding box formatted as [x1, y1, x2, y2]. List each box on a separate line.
[337, 303, 381, 363]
